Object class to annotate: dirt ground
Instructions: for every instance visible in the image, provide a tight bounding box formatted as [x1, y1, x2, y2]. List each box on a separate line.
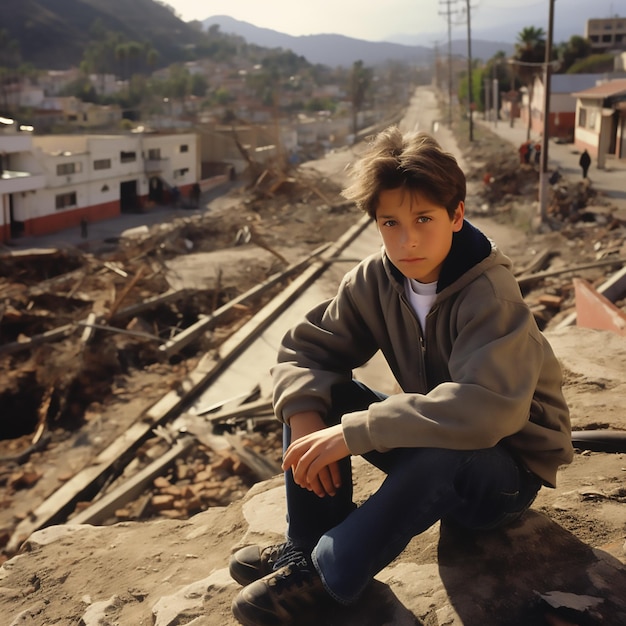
[0, 114, 625, 626]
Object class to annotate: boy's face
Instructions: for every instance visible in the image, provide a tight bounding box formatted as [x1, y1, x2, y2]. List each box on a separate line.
[375, 187, 464, 283]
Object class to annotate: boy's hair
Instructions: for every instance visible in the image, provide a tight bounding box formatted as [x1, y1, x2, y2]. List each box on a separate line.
[341, 126, 466, 220]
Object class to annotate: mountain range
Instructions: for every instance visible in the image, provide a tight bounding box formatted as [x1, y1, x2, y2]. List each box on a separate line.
[0, 0, 596, 72]
[0, 0, 205, 69]
[202, 15, 515, 68]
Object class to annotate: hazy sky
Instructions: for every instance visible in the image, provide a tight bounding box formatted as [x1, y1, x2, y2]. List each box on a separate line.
[163, 0, 621, 41]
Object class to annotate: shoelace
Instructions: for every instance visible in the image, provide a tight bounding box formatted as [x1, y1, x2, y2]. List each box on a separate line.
[273, 544, 308, 570]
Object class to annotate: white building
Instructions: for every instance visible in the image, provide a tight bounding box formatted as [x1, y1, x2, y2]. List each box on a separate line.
[1, 127, 198, 242]
[585, 16, 626, 53]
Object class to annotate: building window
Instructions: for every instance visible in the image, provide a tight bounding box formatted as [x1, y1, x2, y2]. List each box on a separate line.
[120, 151, 137, 163]
[179, 144, 189, 153]
[147, 148, 161, 160]
[55, 192, 77, 210]
[174, 167, 189, 178]
[57, 162, 81, 176]
[602, 34, 612, 43]
[578, 108, 587, 128]
[94, 158, 112, 170]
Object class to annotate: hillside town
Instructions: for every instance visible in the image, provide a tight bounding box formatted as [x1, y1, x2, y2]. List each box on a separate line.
[1, 12, 626, 243]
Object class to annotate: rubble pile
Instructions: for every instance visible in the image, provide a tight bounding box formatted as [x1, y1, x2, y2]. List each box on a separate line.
[464, 132, 626, 329]
[0, 166, 358, 561]
[72, 420, 284, 524]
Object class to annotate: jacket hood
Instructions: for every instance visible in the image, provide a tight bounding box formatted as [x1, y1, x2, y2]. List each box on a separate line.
[383, 218, 512, 298]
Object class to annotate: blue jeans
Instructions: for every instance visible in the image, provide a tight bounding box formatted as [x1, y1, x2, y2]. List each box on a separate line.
[282, 381, 542, 605]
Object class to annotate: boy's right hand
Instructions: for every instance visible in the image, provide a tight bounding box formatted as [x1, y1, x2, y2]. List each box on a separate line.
[287, 411, 342, 496]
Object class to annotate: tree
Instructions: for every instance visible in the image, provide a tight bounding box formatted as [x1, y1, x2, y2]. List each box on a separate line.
[0, 29, 21, 113]
[349, 60, 372, 137]
[512, 26, 546, 141]
[556, 35, 592, 73]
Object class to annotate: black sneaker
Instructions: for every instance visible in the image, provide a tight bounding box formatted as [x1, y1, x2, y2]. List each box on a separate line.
[229, 542, 303, 586]
[231, 555, 330, 626]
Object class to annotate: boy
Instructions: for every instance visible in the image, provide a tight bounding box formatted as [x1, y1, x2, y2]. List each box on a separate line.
[229, 127, 573, 625]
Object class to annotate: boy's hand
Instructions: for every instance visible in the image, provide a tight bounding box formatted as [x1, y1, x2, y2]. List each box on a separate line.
[282, 424, 350, 498]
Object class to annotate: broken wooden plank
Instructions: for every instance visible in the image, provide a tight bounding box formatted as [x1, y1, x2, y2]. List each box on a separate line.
[80, 312, 97, 345]
[106, 266, 145, 320]
[76, 321, 163, 343]
[514, 248, 554, 277]
[201, 398, 273, 424]
[517, 257, 625, 288]
[102, 262, 128, 278]
[0, 324, 74, 356]
[223, 432, 282, 480]
[158, 242, 331, 358]
[111, 288, 190, 321]
[69, 436, 196, 526]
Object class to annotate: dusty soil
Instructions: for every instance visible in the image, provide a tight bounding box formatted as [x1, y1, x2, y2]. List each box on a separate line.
[1, 109, 625, 626]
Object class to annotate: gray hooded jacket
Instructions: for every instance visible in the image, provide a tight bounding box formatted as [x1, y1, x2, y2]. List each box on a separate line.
[272, 220, 573, 487]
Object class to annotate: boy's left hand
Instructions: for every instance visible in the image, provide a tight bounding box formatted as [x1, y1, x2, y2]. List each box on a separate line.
[282, 424, 350, 498]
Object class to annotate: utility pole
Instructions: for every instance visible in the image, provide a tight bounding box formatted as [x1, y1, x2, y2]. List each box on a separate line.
[465, 0, 474, 141]
[538, 0, 555, 225]
[439, 0, 456, 128]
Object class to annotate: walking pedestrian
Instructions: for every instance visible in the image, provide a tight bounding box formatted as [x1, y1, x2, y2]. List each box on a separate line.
[579, 150, 591, 179]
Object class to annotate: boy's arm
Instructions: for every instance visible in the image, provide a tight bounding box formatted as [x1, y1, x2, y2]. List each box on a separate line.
[273, 277, 380, 426]
[283, 419, 349, 498]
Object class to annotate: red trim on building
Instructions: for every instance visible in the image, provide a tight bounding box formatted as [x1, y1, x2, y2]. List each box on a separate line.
[22, 200, 120, 237]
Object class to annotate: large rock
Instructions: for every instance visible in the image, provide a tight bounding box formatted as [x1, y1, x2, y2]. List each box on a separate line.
[1, 464, 625, 626]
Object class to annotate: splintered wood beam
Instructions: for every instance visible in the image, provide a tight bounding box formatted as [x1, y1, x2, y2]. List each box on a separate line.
[111, 288, 190, 321]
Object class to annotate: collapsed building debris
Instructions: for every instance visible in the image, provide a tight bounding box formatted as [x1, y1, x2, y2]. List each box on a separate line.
[0, 162, 363, 559]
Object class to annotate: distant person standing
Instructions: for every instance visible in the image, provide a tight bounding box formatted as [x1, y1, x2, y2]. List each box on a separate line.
[579, 150, 591, 179]
[191, 182, 201, 207]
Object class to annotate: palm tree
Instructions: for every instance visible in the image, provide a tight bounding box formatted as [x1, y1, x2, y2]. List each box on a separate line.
[513, 26, 546, 141]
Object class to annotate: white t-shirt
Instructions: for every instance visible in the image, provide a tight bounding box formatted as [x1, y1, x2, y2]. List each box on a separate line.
[406, 277, 437, 331]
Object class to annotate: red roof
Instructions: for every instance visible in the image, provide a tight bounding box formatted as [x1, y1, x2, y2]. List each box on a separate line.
[573, 78, 626, 98]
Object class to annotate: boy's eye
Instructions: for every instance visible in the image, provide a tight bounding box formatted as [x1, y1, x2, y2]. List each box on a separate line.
[417, 216, 432, 224]
[382, 219, 397, 227]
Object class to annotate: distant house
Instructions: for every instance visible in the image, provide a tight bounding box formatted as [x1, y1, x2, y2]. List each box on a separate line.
[572, 78, 626, 168]
[522, 74, 613, 141]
